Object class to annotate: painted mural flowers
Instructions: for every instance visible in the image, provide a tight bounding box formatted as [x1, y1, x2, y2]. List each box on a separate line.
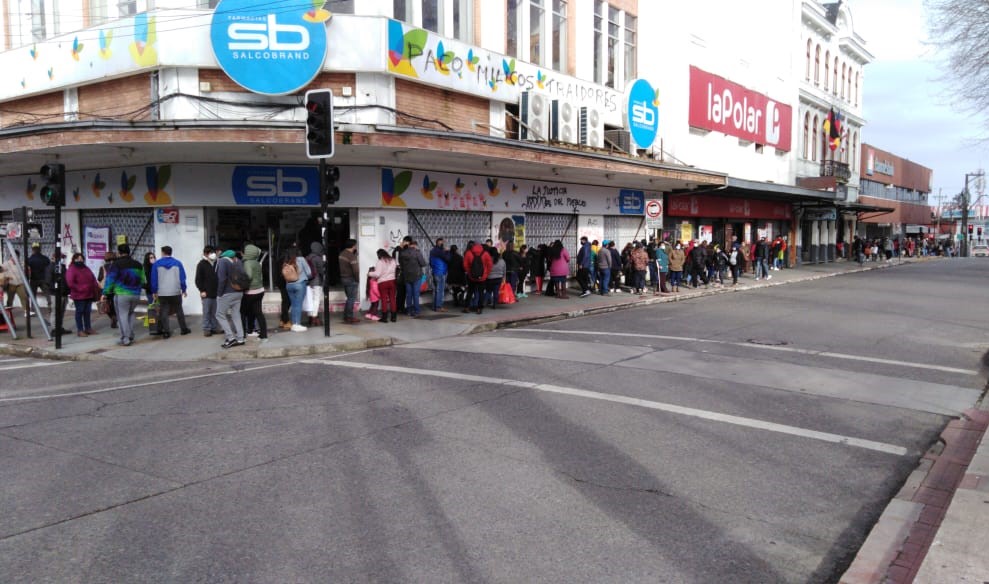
[303, 0, 332, 23]
[486, 178, 500, 197]
[91, 173, 106, 198]
[421, 174, 438, 199]
[387, 20, 426, 78]
[466, 49, 479, 72]
[70, 37, 85, 61]
[433, 41, 455, 76]
[129, 14, 158, 67]
[99, 29, 113, 59]
[382, 168, 411, 207]
[119, 170, 137, 202]
[144, 165, 172, 205]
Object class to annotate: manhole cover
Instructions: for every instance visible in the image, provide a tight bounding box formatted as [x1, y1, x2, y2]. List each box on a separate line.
[747, 339, 789, 346]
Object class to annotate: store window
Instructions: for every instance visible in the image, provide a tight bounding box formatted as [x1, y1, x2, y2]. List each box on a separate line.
[832, 56, 838, 94]
[329, 0, 355, 13]
[89, 0, 108, 25]
[607, 5, 619, 87]
[422, 0, 440, 33]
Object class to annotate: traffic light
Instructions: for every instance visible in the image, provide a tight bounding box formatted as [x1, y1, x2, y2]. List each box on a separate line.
[39, 163, 66, 207]
[968, 225, 974, 235]
[304, 89, 334, 159]
[321, 164, 340, 205]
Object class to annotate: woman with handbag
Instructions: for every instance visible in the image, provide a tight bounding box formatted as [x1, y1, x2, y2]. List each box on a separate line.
[281, 246, 311, 332]
[66, 253, 100, 337]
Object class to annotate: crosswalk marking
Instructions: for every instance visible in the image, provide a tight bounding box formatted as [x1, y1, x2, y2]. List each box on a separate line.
[306, 359, 911, 456]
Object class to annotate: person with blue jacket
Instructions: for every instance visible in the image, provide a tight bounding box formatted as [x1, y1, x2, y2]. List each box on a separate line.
[428, 238, 450, 312]
[575, 236, 593, 298]
[150, 245, 190, 339]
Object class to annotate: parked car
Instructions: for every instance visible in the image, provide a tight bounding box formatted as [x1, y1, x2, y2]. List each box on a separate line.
[973, 244, 989, 257]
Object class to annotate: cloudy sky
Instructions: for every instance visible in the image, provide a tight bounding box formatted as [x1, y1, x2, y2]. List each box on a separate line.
[850, 0, 988, 208]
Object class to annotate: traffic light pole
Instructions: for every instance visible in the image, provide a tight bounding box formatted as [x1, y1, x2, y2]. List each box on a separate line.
[53, 202, 63, 349]
[21, 206, 30, 339]
[320, 158, 331, 338]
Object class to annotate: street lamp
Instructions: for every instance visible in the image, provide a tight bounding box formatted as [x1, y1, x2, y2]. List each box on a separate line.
[962, 171, 985, 257]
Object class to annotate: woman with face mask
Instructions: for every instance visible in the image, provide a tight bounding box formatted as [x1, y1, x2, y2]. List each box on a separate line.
[668, 241, 686, 293]
[65, 252, 101, 337]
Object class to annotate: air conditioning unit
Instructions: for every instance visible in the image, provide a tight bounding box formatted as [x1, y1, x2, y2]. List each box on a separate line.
[605, 129, 632, 153]
[551, 100, 579, 144]
[579, 106, 604, 148]
[520, 91, 549, 141]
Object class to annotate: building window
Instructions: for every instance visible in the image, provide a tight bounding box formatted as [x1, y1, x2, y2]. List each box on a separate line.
[805, 39, 812, 80]
[803, 112, 810, 159]
[847, 68, 853, 102]
[90, 0, 109, 25]
[607, 5, 619, 87]
[507, 0, 518, 57]
[841, 64, 846, 99]
[594, 1, 604, 83]
[394, 0, 411, 21]
[854, 71, 860, 106]
[812, 115, 819, 162]
[31, 0, 47, 40]
[552, 0, 567, 73]
[851, 132, 858, 171]
[453, 0, 471, 42]
[529, 0, 544, 64]
[824, 50, 830, 87]
[832, 57, 838, 94]
[814, 45, 820, 84]
[422, 0, 440, 33]
[623, 13, 636, 82]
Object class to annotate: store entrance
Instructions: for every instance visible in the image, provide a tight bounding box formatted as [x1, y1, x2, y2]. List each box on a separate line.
[208, 207, 351, 288]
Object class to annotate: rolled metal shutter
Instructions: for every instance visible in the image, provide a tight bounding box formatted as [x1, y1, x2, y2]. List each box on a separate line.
[408, 210, 490, 253]
[79, 209, 156, 261]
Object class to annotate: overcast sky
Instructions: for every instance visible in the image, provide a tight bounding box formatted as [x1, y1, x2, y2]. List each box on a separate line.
[850, 0, 989, 207]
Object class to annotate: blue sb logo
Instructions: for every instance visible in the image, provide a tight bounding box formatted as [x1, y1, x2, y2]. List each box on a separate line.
[231, 166, 319, 206]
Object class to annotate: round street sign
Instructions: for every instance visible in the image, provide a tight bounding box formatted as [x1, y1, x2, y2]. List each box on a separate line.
[645, 199, 663, 218]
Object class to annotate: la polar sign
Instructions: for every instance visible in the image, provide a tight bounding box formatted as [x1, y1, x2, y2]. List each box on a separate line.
[687, 66, 792, 152]
[209, 0, 329, 95]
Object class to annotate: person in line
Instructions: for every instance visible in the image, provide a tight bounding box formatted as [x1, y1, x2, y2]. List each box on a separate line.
[195, 246, 221, 336]
[668, 241, 686, 293]
[372, 249, 398, 323]
[502, 242, 523, 301]
[853, 236, 866, 266]
[607, 241, 623, 293]
[282, 246, 311, 331]
[150, 245, 191, 339]
[339, 238, 360, 324]
[65, 252, 100, 337]
[596, 239, 613, 296]
[44, 251, 72, 335]
[485, 248, 506, 309]
[241, 243, 267, 341]
[429, 238, 450, 312]
[1, 250, 30, 318]
[97, 251, 118, 328]
[630, 242, 649, 295]
[364, 266, 381, 321]
[397, 237, 426, 318]
[101, 244, 144, 347]
[689, 240, 710, 288]
[447, 244, 467, 307]
[655, 240, 670, 294]
[576, 236, 594, 298]
[215, 249, 246, 347]
[516, 245, 530, 298]
[646, 240, 659, 292]
[26, 242, 50, 317]
[755, 236, 772, 281]
[307, 242, 327, 327]
[728, 244, 741, 286]
[141, 251, 157, 305]
[547, 240, 570, 299]
[463, 241, 492, 314]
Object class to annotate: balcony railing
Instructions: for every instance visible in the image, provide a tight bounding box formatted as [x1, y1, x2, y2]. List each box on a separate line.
[820, 160, 851, 183]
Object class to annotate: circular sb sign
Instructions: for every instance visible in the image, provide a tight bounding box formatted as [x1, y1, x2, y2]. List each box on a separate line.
[626, 78, 660, 150]
[210, 0, 329, 95]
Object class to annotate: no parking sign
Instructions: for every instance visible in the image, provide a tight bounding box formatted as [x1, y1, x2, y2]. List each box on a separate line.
[645, 199, 663, 229]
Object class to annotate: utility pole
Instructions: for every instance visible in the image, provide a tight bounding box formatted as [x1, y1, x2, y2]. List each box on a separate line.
[962, 171, 985, 257]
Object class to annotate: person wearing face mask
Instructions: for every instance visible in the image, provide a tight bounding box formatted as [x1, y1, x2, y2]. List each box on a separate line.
[668, 241, 686, 293]
[195, 246, 222, 337]
[65, 252, 101, 337]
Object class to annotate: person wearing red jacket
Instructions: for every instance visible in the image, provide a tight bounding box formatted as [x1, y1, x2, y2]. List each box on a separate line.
[462, 242, 492, 314]
[65, 252, 101, 337]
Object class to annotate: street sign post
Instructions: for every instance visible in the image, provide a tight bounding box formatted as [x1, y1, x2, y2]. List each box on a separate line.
[645, 199, 664, 230]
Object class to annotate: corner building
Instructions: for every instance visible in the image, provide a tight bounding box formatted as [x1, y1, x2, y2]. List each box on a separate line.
[0, 0, 874, 315]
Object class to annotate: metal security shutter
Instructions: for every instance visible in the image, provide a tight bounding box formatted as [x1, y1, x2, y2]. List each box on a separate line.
[79, 209, 155, 261]
[604, 216, 645, 246]
[0, 209, 56, 258]
[527, 212, 578, 272]
[408, 210, 490, 253]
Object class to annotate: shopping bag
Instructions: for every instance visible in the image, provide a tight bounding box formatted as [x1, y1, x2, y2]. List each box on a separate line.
[498, 282, 516, 304]
[303, 285, 322, 316]
[143, 301, 159, 328]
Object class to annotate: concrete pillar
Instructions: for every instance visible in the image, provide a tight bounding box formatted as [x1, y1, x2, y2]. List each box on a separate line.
[810, 221, 820, 264]
[827, 220, 836, 262]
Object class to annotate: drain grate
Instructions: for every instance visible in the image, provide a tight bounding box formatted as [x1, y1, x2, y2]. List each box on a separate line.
[747, 339, 789, 346]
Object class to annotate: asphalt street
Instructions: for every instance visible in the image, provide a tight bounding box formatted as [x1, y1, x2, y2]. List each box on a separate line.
[1, 259, 986, 583]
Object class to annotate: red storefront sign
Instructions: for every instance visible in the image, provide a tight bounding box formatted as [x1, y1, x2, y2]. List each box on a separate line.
[667, 194, 792, 220]
[688, 66, 792, 152]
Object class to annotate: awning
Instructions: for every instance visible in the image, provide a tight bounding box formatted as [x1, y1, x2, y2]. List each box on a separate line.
[723, 177, 838, 203]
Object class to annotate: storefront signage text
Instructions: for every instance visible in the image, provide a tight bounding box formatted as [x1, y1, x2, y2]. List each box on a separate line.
[618, 189, 645, 215]
[688, 66, 792, 151]
[231, 166, 320, 205]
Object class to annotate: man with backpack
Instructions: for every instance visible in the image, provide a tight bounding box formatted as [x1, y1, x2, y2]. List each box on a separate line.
[215, 249, 247, 348]
[462, 242, 492, 314]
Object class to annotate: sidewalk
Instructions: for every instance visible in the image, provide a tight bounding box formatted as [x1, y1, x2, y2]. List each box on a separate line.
[0, 258, 906, 362]
[4, 255, 987, 581]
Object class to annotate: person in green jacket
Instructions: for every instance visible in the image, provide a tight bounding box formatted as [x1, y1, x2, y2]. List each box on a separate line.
[240, 243, 267, 341]
[655, 241, 671, 294]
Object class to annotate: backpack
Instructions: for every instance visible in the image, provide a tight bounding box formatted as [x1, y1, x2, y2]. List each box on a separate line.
[227, 259, 251, 291]
[281, 260, 299, 283]
[729, 250, 738, 266]
[469, 252, 485, 280]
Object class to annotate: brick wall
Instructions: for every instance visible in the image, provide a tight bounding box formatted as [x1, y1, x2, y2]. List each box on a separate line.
[1, 91, 63, 128]
[78, 75, 152, 120]
[199, 69, 356, 96]
[395, 79, 489, 133]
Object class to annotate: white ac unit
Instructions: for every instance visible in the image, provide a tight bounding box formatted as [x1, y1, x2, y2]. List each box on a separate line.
[551, 100, 579, 144]
[580, 106, 604, 148]
[520, 91, 549, 141]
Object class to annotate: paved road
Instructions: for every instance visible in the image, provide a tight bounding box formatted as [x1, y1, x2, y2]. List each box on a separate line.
[1, 260, 986, 583]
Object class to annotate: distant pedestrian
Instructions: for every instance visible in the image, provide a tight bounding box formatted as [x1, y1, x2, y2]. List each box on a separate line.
[195, 246, 220, 336]
[307, 242, 327, 327]
[397, 237, 426, 318]
[516, 245, 530, 298]
[372, 248, 398, 323]
[26, 242, 50, 316]
[429, 238, 450, 312]
[215, 249, 247, 347]
[282, 246, 311, 331]
[529, 244, 547, 295]
[339, 238, 360, 324]
[596, 239, 613, 295]
[503, 242, 523, 301]
[668, 242, 685, 292]
[463, 241, 492, 313]
[150, 245, 191, 339]
[576, 236, 594, 297]
[101, 244, 144, 347]
[364, 267, 381, 321]
[755, 237, 772, 280]
[630, 242, 649, 294]
[2, 251, 29, 318]
[486, 248, 506, 309]
[547, 240, 570, 299]
[655, 241, 670, 294]
[447, 244, 466, 307]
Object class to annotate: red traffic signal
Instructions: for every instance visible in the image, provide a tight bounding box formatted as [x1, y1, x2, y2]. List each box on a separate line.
[304, 89, 334, 159]
[968, 225, 974, 234]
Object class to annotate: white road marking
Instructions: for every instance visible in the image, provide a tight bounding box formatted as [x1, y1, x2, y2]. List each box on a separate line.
[509, 329, 979, 376]
[306, 359, 910, 456]
[0, 358, 28, 364]
[0, 361, 287, 403]
[0, 361, 69, 372]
